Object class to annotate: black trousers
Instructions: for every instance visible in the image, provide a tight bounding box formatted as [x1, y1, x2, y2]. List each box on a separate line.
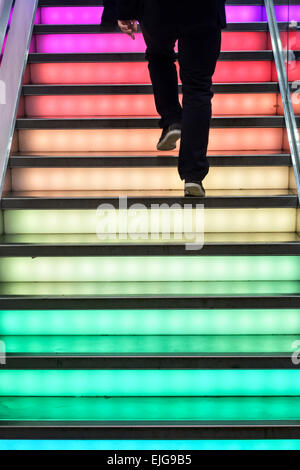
[141, 23, 222, 182]
[102, 0, 117, 24]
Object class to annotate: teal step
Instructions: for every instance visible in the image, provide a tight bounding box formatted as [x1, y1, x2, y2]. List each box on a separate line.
[2, 439, 300, 451]
[1, 397, 300, 421]
[1, 370, 300, 396]
[1, 335, 299, 354]
[1, 309, 300, 335]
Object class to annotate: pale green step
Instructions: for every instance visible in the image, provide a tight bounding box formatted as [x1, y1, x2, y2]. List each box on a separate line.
[1, 256, 300, 282]
[0, 280, 300, 296]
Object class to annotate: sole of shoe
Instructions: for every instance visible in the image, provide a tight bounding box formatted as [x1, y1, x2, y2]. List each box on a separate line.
[184, 183, 206, 197]
[157, 129, 181, 151]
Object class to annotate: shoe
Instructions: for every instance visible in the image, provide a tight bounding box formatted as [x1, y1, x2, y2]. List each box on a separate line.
[184, 180, 206, 197]
[157, 123, 182, 151]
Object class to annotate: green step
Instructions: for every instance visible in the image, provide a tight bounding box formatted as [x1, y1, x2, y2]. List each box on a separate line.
[1, 335, 299, 354]
[0, 280, 300, 296]
[1, 370, 300, 396]
[1, 397, 300, 421]
[1, 309, 300, 335]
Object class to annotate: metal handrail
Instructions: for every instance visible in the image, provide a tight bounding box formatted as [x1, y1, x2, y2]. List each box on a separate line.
[0, 0, 13, 56]
[0, 0, 38, 197]
[265, 0, 300, 204]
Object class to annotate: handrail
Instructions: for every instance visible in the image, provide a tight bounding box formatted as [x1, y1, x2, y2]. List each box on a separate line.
[265, 0, 300, 204]
[0, 0, 13, 56]
[0, 0, 38, 198]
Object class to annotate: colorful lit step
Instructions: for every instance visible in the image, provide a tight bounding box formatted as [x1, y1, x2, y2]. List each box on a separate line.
[0, 256, 300, 282]
[1, 370, 300, 396]
[28, 61, 274, 84]
[16, 128, 287, 152]
[1, 396, 300, 421]
[2, 440, 300, 451]
[30, 25, 300, 54]
[10, 167, 290, 191]
[1, 335, 299, 354]
[35, 5, 300, 25]
[22, 93, 280, 118]
[2, 207, 296, 234]
[32, 32, 271, 54]
[1, 233, 300, 258]
[27, 59, 300, 85]
[20, 95, 299, 118]
[0, 397, 300, 432]
[0, 280, 300, 300]
[2, 309, 300, 336]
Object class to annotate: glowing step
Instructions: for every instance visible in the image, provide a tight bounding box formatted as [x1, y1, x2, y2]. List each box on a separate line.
[23, 93, 279, 118]
[0, 257, 300, 282]
[3, 309, 300, 336]
[30, 29, 300, 54]
[1, 335, 300, 354]
[2, 440, 300, 451]
[2, 396, 300, 421]
[8, 152, 292, 169]
[28, 60, 300, 85]
[29, 61, 273, 84]
[3, 208, 296, 234]
[1, 370, 300, 396]
[35, 6, 300, 25]
[2, 232, 299, 245]
[0, 280, 299, 298]
[18, 128, 285, 152]
[34, 32, 270, 54]
[11, 167, 289, 191]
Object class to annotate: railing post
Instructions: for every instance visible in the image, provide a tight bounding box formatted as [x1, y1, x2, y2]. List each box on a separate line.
[0, 0, 13, 56]
[0, 0, 38, 198]
[264, 0, 300, 204]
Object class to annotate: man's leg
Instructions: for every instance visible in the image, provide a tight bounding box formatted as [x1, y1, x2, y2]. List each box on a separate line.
[178, 26, 221, 183]
[140, 23, 182, 130]
[101, 0, 117, 26]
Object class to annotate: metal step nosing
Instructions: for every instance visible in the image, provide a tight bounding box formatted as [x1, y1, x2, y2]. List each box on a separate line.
[2, 354, 297, 370]
[1, 195, 298, 210]
[21, 82, 281, 96]
[15, 116, 297, 130]
[1, 421, 300, 440]
[0, 296, 300, 310]
[8, 154, 292, 168]
[28, 51, 281, 63]
[1, 243, 300, 258]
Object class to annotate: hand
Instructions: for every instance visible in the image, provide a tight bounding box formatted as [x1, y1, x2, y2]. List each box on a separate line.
[118, 20, 138, 40]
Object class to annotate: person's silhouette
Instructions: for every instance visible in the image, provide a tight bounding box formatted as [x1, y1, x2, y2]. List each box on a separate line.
[118, 1, 227, 197]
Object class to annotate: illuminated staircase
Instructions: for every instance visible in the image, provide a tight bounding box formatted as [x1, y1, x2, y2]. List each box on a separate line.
[1, 0, 300, 450]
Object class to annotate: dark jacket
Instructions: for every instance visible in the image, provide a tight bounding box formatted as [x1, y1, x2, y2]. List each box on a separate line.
[117, 0, 227, 28]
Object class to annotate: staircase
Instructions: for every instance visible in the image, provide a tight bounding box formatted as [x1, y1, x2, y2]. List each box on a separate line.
[1, 0, 300, 450]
